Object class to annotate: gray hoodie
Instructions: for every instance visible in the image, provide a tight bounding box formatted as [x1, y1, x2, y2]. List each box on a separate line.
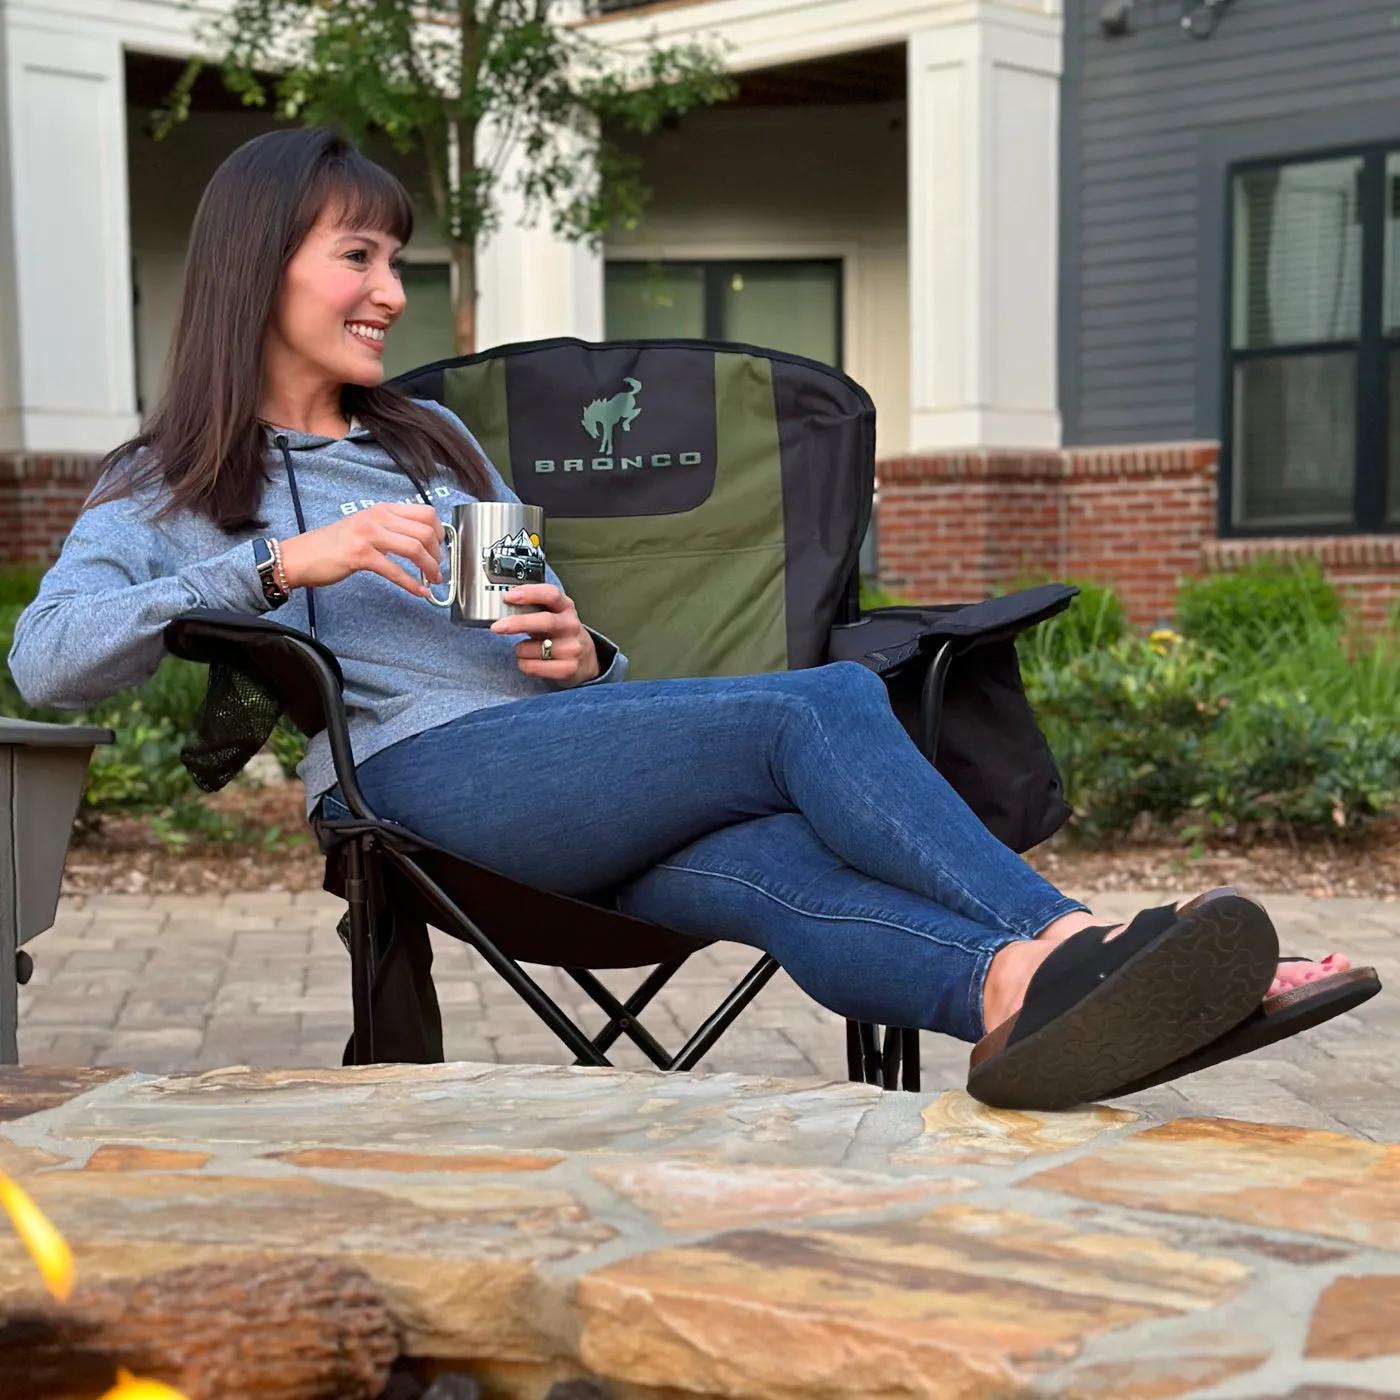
[8, 403, 626, 805]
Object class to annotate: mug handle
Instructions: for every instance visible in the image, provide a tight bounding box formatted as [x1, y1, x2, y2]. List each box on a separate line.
[422, 522, 459, 609]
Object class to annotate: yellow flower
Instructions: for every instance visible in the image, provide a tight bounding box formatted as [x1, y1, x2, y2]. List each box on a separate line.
[0, 1170, 73, 1302]
[99, 1368, 190, 1400]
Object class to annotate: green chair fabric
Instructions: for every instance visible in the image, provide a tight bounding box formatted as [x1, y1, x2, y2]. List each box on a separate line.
[390, 338, 875, 682]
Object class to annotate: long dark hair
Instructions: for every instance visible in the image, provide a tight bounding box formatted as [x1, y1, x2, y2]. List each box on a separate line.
[96, 127, 491, 529]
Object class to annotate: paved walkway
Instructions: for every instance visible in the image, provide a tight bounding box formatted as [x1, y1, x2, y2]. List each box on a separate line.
[17, 889, 1400, 1139]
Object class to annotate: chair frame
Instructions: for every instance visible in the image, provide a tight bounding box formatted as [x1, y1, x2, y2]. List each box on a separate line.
[169, 615, 957, 1092]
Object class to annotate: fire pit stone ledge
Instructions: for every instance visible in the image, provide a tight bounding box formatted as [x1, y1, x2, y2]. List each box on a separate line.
[0, 1061, 1397, 1400]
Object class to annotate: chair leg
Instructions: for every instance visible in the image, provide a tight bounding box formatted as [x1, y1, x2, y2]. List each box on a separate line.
[577, 960, 686, 1058]
[846, 1020, 863, 1082]
[344, 836, 376, 1066]
[670, 954, 781, 1072]
[881, 1025, 902, 1089]
[567, 968, 674, 1070]
[379, 842, 609, 1067]
[900, 1027, 921, 1092]
[857, 1022, 883, 1087]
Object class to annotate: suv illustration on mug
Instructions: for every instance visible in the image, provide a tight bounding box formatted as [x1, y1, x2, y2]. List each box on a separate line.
[483, 528, 546, 583]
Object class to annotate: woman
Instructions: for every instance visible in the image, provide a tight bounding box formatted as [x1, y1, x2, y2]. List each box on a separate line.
[8, 129, 1362, 1109]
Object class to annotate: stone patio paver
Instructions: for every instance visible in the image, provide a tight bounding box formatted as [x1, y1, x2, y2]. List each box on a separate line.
[14, 889, 1400, 1136]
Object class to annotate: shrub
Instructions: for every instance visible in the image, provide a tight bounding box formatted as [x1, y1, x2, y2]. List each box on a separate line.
[0, 567, 261, 837]
[1175, 556, 1343, 655]
[1024, 634, 1226, 840]
[0, 566, 43, 608]
[859, 579, 910, 611]
[1024, 625, 1400, 841]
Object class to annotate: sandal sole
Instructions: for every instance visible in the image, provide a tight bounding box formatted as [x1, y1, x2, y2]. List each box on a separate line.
[1109, 966, 1382, 1097]
[967, 895, 1278, 1112]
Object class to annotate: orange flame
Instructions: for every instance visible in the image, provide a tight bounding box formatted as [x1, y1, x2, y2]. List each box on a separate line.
[0, 1169, 73, 1302]
[98, 1369, 191, 1400]
[1, 1171, 190, 1400]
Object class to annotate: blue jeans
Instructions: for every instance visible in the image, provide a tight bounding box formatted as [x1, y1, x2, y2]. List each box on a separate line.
[324, 662, 1084, 1042]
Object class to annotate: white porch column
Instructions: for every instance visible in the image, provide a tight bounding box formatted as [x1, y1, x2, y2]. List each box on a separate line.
[906, 2, 1063, 452]
[0, 8, 138, 453]
[475, 128, 604, 351]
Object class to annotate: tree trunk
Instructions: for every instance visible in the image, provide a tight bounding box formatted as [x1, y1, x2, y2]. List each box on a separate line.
[452, 235, 478, 355]
[0, 1254, 398, 1400]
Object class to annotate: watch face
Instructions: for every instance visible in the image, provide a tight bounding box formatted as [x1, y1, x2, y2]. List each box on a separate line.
[252, 538, 273, 569]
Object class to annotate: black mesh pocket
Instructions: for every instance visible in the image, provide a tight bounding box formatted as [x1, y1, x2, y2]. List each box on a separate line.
[181, 662, 285, 793]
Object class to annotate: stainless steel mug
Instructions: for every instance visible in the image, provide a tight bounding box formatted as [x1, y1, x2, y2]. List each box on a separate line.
[426, 501, 547, 626]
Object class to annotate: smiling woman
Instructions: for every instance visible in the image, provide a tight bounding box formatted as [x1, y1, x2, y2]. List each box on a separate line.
[5, 127, 1366, 1113]
[89, 128, 496, 529]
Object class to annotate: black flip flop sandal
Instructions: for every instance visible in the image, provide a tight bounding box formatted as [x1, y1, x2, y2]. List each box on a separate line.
[967, 891, 1278, 1111]
[1108, 958, 1382, 1097]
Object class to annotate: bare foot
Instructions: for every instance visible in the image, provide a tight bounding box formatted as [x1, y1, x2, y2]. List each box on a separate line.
[1270, 954, 1351, 997]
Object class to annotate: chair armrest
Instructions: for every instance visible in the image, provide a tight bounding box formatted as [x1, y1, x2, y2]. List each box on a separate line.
[828, 583, 1079, 673]
[163, 609, 376, 820]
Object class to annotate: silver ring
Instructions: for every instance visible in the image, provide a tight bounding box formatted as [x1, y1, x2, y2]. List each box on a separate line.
[540, 637, 553, 661]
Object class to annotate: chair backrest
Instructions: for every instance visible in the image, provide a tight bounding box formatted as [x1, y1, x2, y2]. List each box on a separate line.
[390, 338, 875, 681]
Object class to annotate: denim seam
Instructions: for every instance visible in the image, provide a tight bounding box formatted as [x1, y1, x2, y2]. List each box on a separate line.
[651, 860, 1024, 962]
[1009, 895, 1091, 941]
[782, 682, 1020, 934]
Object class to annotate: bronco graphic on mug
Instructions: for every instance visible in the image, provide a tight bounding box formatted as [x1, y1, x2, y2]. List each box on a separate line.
[421, 501, 547, 626]
[483, 527, 546, 584]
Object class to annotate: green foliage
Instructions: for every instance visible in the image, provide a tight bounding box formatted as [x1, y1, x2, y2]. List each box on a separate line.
[1025, 621, 1400, 843]
[859, 579, 910, 612]
[0, 566, 43, 608]
[1175, 555, 1342, 655]
[155, 0, 736, 344]
[1025, 635, 1226, 841]
[0, 571, 276, 842]
[270, 718, 308, 779]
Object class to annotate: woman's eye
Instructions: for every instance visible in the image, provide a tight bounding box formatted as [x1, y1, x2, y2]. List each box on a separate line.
[389, 258, 404, 277]
[345, 249, 369, 265]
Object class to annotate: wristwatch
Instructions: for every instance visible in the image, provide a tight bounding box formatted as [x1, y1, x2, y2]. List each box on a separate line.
[251, 538, 290, 608]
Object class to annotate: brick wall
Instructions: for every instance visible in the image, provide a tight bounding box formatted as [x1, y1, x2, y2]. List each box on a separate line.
[876, 443, 1400, 627]
[0, 454, 105, 568]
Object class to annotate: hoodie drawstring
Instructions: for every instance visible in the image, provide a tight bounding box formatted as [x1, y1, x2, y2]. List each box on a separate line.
[274, 431, 440, 647]
[275, 434, 319, 642]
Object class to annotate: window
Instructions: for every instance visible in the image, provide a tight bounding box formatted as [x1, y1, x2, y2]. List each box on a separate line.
[605, 260, 843, 367]
[382, 263, 455, 380]
[1225, 148, 1400, 533]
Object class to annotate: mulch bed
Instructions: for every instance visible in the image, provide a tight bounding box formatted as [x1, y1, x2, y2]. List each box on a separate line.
[58, 780, 1400, 901]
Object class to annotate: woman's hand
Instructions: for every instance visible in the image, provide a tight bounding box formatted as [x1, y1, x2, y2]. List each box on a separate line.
[277, 503, 444, 598]
[490, 584, 600, 687]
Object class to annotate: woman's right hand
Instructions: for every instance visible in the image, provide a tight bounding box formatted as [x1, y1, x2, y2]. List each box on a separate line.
[277, 503, 445, 598]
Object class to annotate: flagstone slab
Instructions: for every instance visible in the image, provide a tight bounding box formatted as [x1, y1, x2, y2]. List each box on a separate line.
[3, 1065, 1400, 1399]
[1304, 1276, 1400, 1360]
[1042, 1346, 1271, 1399]
[891, 1093, 1140, 1166]
[1025, 1118, 1400, 1251]
[576, 1206, 1250, 1400]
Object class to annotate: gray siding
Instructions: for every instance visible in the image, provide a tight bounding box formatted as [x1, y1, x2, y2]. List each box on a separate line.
[1062, 0, 1400, 446]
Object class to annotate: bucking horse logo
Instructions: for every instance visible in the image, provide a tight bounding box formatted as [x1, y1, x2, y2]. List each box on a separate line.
[581, 377, 642, 456]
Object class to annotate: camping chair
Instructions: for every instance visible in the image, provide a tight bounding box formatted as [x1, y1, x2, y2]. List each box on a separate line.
[164, 338, 1076, 1090]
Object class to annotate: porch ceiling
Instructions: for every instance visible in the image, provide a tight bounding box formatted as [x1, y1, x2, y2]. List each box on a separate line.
[733, 44, 905, 105]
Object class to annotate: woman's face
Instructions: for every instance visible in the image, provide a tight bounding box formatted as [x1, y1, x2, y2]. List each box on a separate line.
[267, 207, 407, 389]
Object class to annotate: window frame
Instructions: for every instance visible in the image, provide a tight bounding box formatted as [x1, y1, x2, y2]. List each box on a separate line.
[603, 257, 846, 370]
[1220, 143, 1394, 537]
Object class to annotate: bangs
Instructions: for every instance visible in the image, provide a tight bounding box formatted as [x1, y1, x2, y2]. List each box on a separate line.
[303, 149, 415, 246]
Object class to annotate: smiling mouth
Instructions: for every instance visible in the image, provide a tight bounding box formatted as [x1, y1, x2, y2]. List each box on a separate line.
[346, 321, 387, 346]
